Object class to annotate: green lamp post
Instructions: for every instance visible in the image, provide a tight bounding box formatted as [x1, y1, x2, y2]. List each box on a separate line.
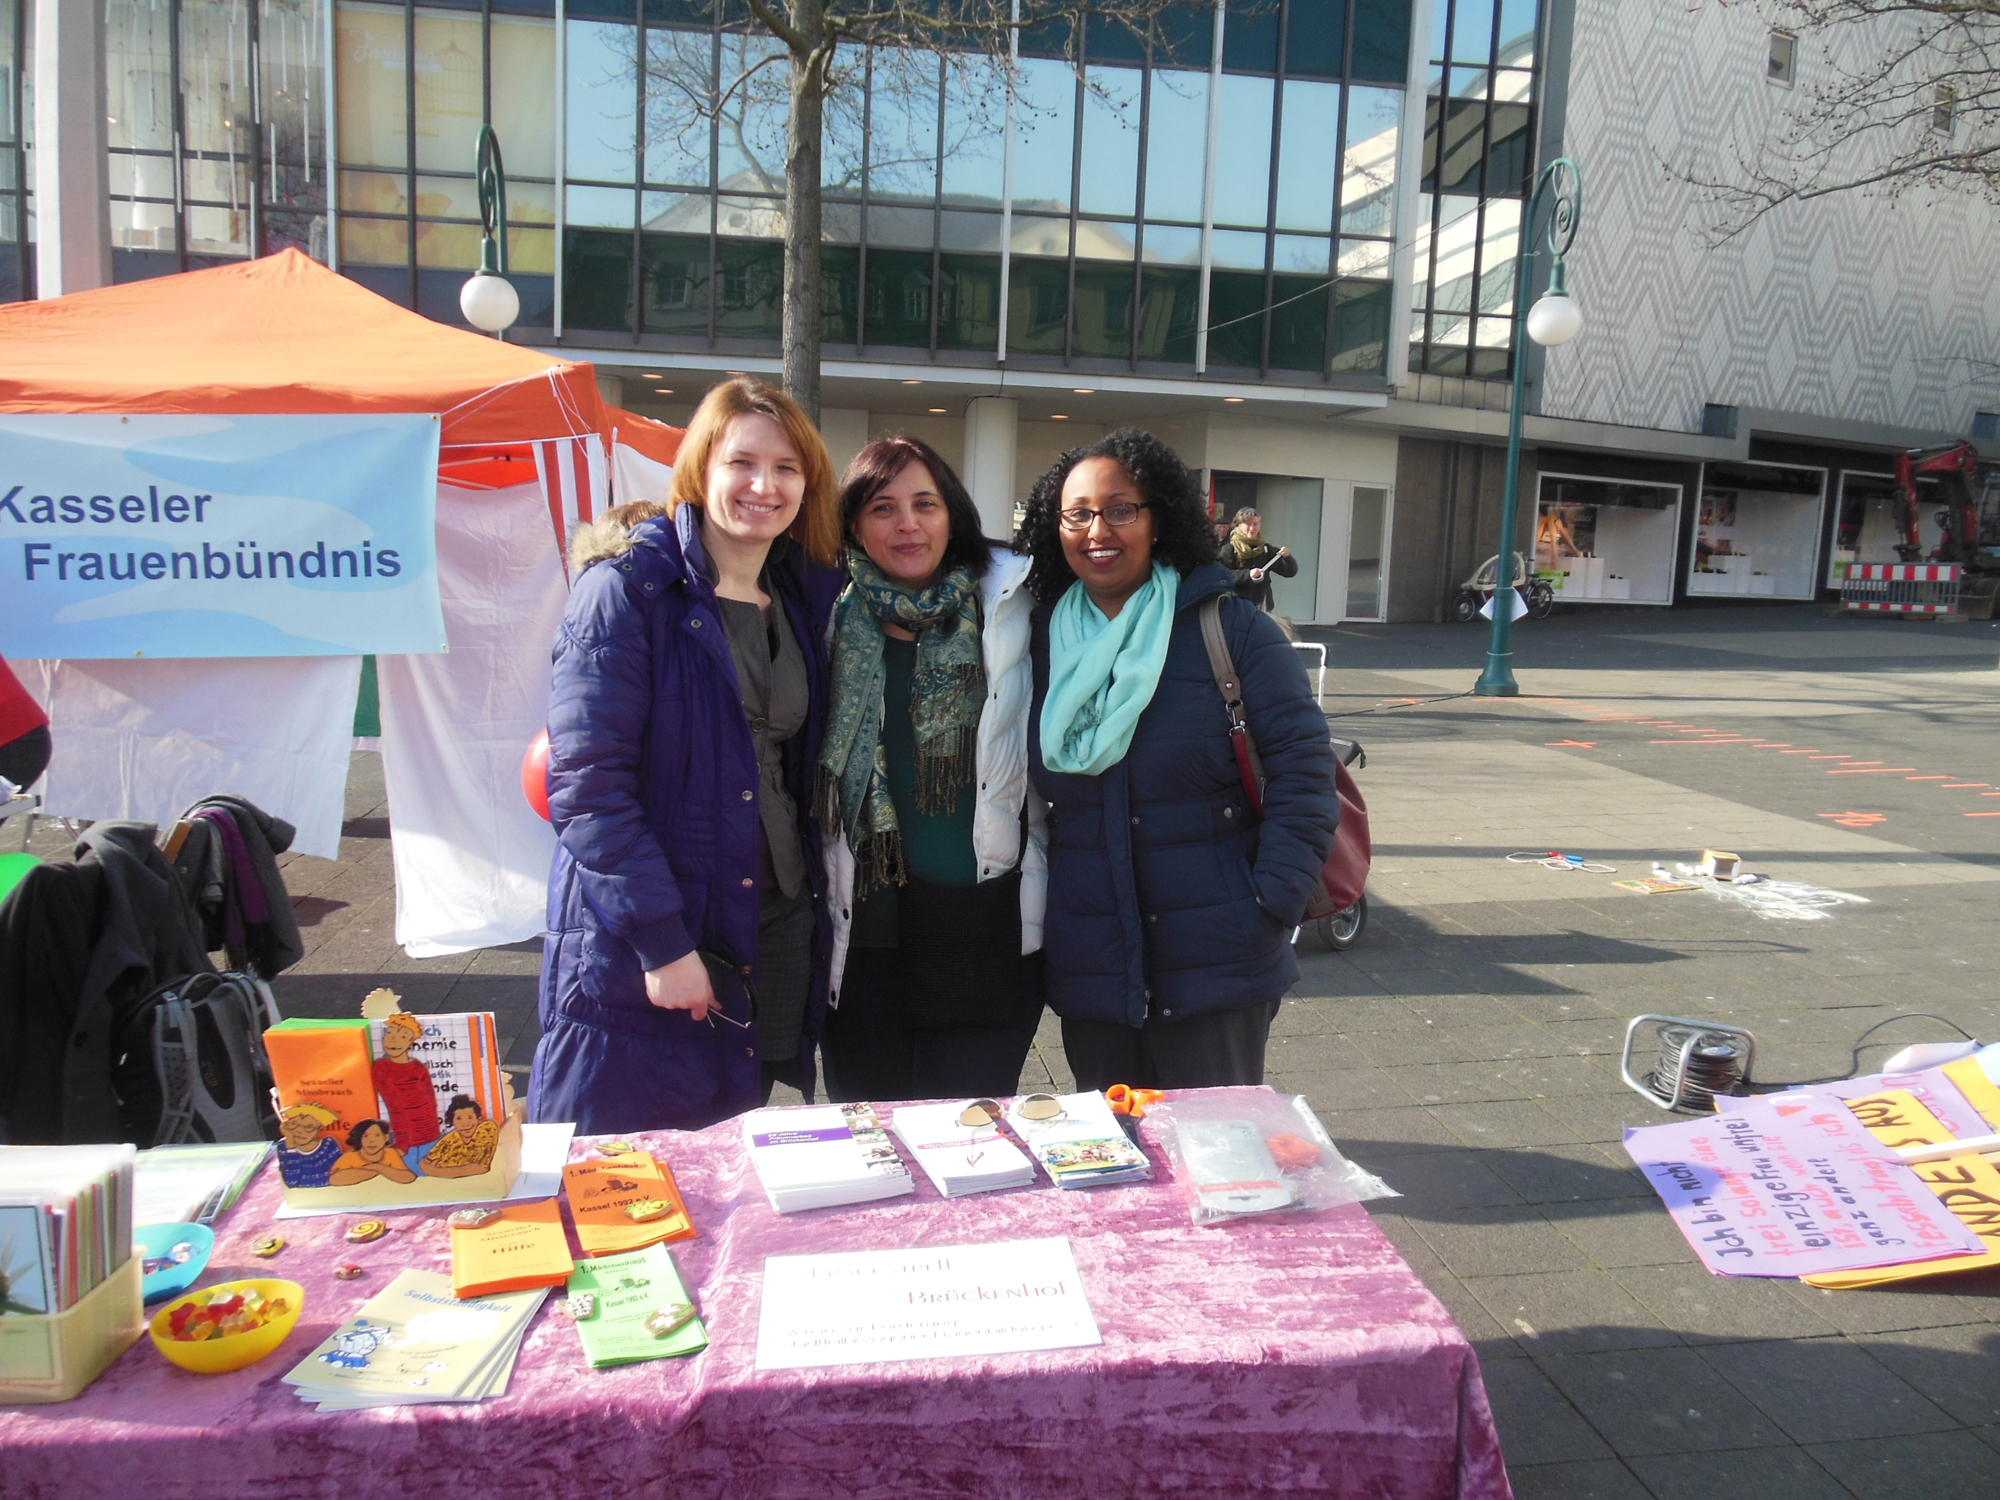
[1473, 155, 1584, 697]
[459, 125, 518, 335]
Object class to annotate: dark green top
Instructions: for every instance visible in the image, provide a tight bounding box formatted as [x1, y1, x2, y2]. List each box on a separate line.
[850, 633, 980, 949]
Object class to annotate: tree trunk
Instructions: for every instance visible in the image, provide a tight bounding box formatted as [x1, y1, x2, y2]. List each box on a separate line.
[782, 10, 827, 423]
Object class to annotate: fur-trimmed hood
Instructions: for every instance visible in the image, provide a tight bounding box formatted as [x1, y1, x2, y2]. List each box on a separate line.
[569, 503, 670, 574]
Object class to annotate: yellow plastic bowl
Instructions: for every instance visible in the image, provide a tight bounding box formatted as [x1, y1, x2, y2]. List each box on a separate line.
[149, 1278, 305, 1375]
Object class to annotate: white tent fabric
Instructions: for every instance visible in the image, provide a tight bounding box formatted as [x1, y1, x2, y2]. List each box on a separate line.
[6, 654, 360, 858]
[377, 479, 568, 957]
[610, 440, 674, 506]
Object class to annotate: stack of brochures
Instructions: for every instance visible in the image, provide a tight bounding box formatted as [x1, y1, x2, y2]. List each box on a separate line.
[565, 1242, 708, 1368]
[133, 1141, 272, 1227]
[741, 1103, 915, 1213]
[0, 1144, 136, 1315]
[1006, 1092, 1153, 1189]
[282, 1269, 545, 1410]
[889, 1101, 1036, 1197]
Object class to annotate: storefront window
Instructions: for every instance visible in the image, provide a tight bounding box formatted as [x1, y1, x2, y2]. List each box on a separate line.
[1828, 470, 1936, 587]
[1078, 66, 1140, 219]
[1691, 461, 1828, 600]
[1537, 474, 1681, 605]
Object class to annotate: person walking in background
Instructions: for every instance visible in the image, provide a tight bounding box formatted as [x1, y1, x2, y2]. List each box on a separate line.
[1219, 506, 1297, 614]
[1019, 431, 1338, 1090]
[0, 659, 50, 794]
[817, 437, 1045, 1103]
[529, 378, 844, 1135]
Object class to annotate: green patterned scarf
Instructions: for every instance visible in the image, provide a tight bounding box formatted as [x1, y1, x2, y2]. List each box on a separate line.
[816, 557, 986, 894]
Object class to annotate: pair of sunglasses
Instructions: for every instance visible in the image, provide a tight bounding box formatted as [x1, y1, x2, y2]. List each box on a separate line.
[957, 1094, 1065, 1129]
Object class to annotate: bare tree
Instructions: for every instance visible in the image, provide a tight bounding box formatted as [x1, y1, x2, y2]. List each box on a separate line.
[1676, 1, 1999, 242]
[625, 2, 1194, 419]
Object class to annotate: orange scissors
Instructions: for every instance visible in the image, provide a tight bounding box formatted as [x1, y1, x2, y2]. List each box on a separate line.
[1105, 1084, 1166, 1119]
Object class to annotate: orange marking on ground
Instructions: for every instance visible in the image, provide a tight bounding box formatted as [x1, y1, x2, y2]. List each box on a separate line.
[1967, 812, 2000, 818]
[1778, 749, 1822, 754]
[1942, 783, 1989, 789]
[1820, 812, 1887, 827]
[1753, 743, 1793, 749]
[1548, 740, 1598, 748]
[1808, 755, 1853, 760]
[1906, 775, 1953, 781]
[1828, 767, 1920, 775]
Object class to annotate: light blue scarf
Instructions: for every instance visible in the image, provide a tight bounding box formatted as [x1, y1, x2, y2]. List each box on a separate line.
[1040, 564, 1180, 776]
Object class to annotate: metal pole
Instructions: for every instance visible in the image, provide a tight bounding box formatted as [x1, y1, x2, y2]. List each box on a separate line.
[1474, 156, 1581, 698]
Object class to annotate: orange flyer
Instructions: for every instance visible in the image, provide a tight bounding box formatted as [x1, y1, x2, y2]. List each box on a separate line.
[562, 1152, 696, 1257]
[264, 1024, 377, 1142]
[450, 1197, 575, 1298]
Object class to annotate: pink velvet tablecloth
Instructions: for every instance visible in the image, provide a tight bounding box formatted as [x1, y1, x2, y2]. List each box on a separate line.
[1, 1101, 1512, 1500]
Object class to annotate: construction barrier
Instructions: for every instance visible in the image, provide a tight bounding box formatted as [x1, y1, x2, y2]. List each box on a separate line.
[1839, 562, 1961, 614]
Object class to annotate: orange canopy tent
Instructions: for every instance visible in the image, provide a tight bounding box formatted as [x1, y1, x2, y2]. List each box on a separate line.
[0, 251, 685, 955]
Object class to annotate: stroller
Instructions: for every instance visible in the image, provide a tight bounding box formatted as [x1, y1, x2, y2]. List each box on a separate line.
[1448, 551, 1555, 624]
[1301, 736, 1370, 951]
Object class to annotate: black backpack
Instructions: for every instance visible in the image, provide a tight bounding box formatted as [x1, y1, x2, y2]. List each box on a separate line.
[110, 972, 283, 1146]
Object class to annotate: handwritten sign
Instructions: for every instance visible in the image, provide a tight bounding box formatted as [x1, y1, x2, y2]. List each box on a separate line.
[1716, 1066, 1991, 1140]
[755, 1237, 1100, 1370]
[1804, 1090, 2000, 1290]
[1622, 1093, 1985, 1278]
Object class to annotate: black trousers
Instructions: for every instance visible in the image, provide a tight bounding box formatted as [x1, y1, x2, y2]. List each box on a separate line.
[1061, 1001, 1281, 1091]
[0, 725, 50, 791]
[820, 947, 1044, 1103]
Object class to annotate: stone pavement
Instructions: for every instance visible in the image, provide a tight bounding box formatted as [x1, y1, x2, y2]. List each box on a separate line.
[92, 602, 1998, 1498]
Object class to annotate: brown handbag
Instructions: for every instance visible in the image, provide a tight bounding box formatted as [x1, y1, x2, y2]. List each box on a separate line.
[1197, 596, 1371, 918]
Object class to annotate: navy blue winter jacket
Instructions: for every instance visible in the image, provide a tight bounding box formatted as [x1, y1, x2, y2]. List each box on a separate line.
[1028, 564, 1338, 1028]
[528, 506, 843, 1134]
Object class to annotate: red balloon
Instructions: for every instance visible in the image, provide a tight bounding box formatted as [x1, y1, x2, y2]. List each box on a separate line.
[522, 729, 552, 822]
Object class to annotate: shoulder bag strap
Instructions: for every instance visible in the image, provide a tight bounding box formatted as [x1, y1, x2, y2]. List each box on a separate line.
[1197, 595, 1267, 815]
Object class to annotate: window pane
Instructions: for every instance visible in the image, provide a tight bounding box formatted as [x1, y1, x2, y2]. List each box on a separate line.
[413, 8, 482, 172]
[867, 205, 935, 249]
[1336, 237, 1390, 277]
[1341, 87, 1399, 235]
[715, 238, 783, 338]
[1427, 0, 1448, 62]
[866, 247, 933, 347]
[1076, 220, 1139, 260]
[1450, 0, 1494, 62]
[1274, 79, 1338, 232]
[1430, 193, 1477, 311]
[1136, 264, 1199, 361]
[1079, 66, 1141, 218]
[567, 182, 633, 227]
[716, 34, 788, 193]
[822, 244, 860, 342]
[1332, 279, 1390, 373]
[1211, 228, 1266, 270]
[1436, 98, 1485, 194]
[415, 217, 480, 269]
[342, 214, 409, 266]
[1072, 261, 1134, 356]
[1351, 0, 1411, 82]
[566, 19, 637, 181]
[1222, 0, 1277, 72]
[1142, 224, 1202, 265]
[824, 82, 865, 196]
[1286, 0, 1346, 79]
[643, 26, 711, 186]
[717, 194, 782, 238]
[490, 15, 557, 180]
[1269, 275, 1328, 371]
[1496, 0, 1537, 67]
[1212, 74, 1272, 227]
[1486, 103, 1531, 194]
[1011, 216, 1072, 257]
[936, 253, 1000, 350]
[940, 57, 1007, 206]
[1274, 234, 1329, 274]
[1409, 190, 1433, 306]
[339, 2, 410, 169]
[940, 209, 1001, 251]
[1086, 14, 1147, 64]
[640, 228, 707, 334]
[1012, 57, 1076, 213]
[1207, 270, 1264, 368]
[1478, 196, 1518, 312]
[413, 171, 477, 221]
[109, 0, 175, 153]
[869, 51, 939, 204]
[1143, 70, 1208, 223]
[1006, 256, 1068, 355]
[1494, 67, 1533, 103]
[644, 188, 709, 234]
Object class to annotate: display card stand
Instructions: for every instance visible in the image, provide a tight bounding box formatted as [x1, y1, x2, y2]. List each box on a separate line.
[277, 1100, 526, 1213]
[0, 1257, 144, 1405]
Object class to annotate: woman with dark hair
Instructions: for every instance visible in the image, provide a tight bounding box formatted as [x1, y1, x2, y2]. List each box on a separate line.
[329, 1119, 416, 1186]
[529, 377, 846, 1135]
[816, 435, 1045, 1101]
[1019, 429, 1337, 1089]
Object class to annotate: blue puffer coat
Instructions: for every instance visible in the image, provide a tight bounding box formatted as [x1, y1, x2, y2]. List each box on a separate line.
[1028, 564, 1338, 1028]
[528, 506, 843, 1134]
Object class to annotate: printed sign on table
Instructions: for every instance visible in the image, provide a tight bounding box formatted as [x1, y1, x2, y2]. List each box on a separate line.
[1715, 1066, 1991, 1141]
[0, 413, 445, 658]
[755, 1236, 1101, 1370]
[1623, 1092, 1985, 1278]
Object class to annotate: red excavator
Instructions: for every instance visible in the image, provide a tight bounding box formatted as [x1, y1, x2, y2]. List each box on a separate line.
[1895, 440, 1995, 565]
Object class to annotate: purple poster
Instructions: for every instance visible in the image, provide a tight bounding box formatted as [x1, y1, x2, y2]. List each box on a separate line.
[1714, 1067, 1990, 1141]
[1623, 1093, 1986, 1278]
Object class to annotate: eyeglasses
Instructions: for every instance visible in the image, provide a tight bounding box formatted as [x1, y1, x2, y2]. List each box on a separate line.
[1057, 502, 1149, 531]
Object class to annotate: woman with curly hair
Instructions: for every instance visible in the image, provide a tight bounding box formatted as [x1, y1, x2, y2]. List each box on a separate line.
[1020, 429, 1338, 1089]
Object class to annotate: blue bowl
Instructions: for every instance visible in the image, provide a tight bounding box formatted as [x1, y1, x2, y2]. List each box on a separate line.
[137, 1222, 215, 1305]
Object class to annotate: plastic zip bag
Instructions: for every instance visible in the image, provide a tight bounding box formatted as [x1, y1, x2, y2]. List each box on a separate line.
[1149, 1087, 1398, 1227]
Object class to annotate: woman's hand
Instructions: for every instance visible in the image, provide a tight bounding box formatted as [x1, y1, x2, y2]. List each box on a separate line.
[645, 950, 717, 1021]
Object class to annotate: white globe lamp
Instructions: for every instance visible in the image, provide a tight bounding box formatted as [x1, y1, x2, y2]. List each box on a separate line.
[1526, 290, 1581, 347]
[460, 270, 519, 334]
